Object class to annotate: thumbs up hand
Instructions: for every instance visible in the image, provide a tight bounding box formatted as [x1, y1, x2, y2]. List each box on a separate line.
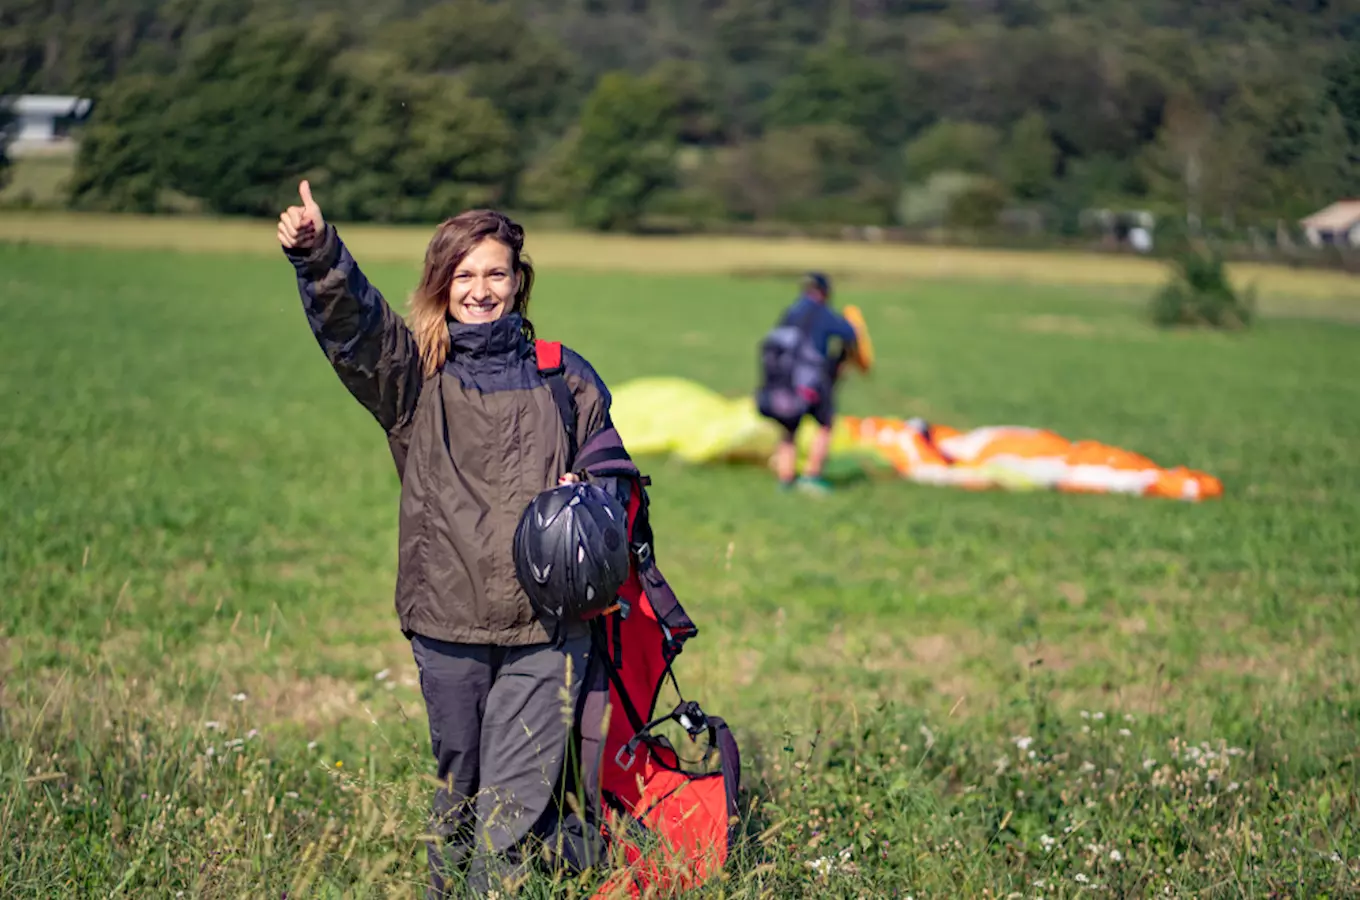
[278, 180, 326, 250]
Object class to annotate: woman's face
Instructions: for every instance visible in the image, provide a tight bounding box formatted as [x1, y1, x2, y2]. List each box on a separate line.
[448, 238, 519, 325]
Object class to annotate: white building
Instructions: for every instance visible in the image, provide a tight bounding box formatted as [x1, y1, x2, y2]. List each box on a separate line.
[1299, 200, 1360, 248]
[3, 94, 93, 157]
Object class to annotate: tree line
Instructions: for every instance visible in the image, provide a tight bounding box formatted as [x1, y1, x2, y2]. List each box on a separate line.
[2, 0, 1358, 237]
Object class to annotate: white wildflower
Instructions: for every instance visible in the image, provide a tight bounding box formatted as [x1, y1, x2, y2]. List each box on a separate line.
[1331, 852, 1342, 864]
[245, 729, 259, 740]
[1080, 761, 1097, 773]
[993, 755, 1009, 775]
[1040, 834, 1056, 850]
[1143, 758, 1157, 770]
[205, 746, 215, 757]
[1013, 736, 1034, 751]
[374, 669, 390, 681]
[307, 741, 318, 750]
[1226, 747, 1245, 757]
[1124, 714, 1136, 723]
[1228, 781, 1241, 792]
[285, 791, 299, 799]
[265, 832, 273, 840]
[919, 724, 936, 749]
[204, 721, 222, 731]
[1082, 725, 1091, 734]
[231, 692, 247, 702]
[1119, 728, 1132, 737]
[1074, 873, 1089, 883]
[1093, 712, 1105, 721]
[1028, 750, 1037, 760]
[1081, 710, 1090, 719]
[1110, 849, 1123, 862]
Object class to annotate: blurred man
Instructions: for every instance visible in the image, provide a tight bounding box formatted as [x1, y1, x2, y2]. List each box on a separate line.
[755, 272, 858, 494]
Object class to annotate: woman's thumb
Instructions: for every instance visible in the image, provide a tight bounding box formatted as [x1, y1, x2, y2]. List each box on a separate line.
[299, 179, 316, 209]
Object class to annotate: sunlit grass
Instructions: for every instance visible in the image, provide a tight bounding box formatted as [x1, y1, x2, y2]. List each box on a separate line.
[2, 238, 1358, 896]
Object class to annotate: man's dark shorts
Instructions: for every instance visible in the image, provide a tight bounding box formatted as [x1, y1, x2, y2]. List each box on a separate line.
[774, 390, 835, 438]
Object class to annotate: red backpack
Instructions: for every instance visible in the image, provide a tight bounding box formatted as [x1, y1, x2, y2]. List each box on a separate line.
[535, 340, 742, 897]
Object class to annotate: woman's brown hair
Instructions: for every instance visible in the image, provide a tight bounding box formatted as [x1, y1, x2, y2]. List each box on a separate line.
[409, 210, 535, 378]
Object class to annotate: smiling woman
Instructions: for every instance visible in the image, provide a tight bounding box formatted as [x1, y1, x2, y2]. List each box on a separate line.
[275, 182, 616, 897]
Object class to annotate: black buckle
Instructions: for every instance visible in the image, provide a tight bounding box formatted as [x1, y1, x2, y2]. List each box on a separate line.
[632, 541, 652, 565]
[674, 700, 709, 739]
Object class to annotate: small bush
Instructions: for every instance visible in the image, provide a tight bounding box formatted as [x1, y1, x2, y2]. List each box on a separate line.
[1150, 242, 1256, 329]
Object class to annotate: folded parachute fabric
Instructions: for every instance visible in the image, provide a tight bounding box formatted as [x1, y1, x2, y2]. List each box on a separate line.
[838, 417, 1222, 501]
[608, 377, 1222, 501]
[608, 377, 780, 464]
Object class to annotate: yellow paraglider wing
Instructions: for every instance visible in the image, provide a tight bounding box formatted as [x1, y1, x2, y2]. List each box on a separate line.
[842, 304, 875, 373]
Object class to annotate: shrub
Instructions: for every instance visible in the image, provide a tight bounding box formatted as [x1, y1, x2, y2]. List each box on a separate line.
[1150, 242, 1256, 329]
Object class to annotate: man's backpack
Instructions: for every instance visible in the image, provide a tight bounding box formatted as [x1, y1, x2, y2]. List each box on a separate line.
[756, 302, 829, 423]
[534, 340, 742, 897]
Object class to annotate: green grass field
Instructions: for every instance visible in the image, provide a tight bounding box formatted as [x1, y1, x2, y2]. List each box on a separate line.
[2, 218, 1359, 897]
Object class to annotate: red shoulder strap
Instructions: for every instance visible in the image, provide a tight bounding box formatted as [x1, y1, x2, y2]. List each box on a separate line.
[534, 339, 577, 463]
[535, 339, 564, 374]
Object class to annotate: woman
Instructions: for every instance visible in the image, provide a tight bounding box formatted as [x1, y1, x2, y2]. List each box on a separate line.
[278, 181, 612, 896]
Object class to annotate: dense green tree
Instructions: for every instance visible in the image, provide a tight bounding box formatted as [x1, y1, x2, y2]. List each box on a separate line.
[1001, 111, 1058, 200]
[565, 70, 679, 231]
[903, 120, 1001, 182]
[319, 53, 518, 222]
[700, 122, 893, 225]
[1326, 48, 1360, 152]
[156, 20, 351, 216]
[6, 0, 1358, 231]
[764, 41, 904, 146]
[373, 2, 578, 137]
[68, 74, 170, 212]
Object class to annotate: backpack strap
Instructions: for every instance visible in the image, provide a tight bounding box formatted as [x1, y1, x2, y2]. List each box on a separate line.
[535, 339, 578, 467]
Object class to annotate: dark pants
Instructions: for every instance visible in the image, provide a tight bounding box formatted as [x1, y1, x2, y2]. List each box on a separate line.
[411, 633, 593, 898]
[766, 363, 842, 438]
[772, 387, 836, 438]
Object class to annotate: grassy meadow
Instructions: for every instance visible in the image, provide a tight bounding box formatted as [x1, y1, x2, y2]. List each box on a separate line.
[2, 214, 1359, 897]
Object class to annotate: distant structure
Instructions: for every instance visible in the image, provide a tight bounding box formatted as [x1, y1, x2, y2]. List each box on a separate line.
[2, 94, 93, 157]
[1299, 200, 1360, 248]
[1082, 208, 1156, 254]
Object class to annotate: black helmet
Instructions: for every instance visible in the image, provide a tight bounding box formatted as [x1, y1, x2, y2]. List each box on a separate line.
[513, 482, 631, 624]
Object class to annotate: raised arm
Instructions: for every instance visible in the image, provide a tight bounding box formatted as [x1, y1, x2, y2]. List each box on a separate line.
[279, 181, 423, 434]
